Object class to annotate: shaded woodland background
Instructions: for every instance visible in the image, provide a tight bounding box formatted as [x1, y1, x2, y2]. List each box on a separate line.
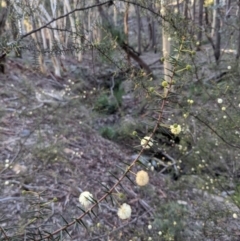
[0, 0, 240, 240]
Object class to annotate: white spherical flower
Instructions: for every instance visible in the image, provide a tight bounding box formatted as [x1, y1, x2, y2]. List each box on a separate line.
[222, 106, 226, 111]
[148, 224, 152, 230]
[136, 170, 149, 186]
[227, 66, 231, 70]
[177, 200, 188, 205]
[79, 191, 93, 208]
[160, 8, 165, 15]
[233, 213, 238, 219]
[217, 98, 223, 104]
[170, 124, 181, 135]
[117, 203, 132, 220]
[141, 136, 153, 149]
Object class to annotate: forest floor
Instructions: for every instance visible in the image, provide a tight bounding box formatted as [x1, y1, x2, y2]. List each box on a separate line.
[0, 52, 170, 240]
[0, 47, 239, 241]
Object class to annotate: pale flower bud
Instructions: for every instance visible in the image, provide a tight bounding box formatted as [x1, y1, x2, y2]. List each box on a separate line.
[233, 213, 238, 219]
[140, 136, 153, 149]
[170, 124, 181, 135]
[117, 203, 132, 220]
[79, 191, 93, 208]
[136, 170, 149, 186]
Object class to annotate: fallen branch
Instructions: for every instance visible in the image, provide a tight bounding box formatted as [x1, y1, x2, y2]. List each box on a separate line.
[97, 1, 153, 77]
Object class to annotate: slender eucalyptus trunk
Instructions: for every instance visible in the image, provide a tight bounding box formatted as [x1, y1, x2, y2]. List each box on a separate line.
[226, 0, 231, 18]
[191, 0, 196, 21]
[113, 4, 118, 26]
[236, 1, 240, 59]
[161, 1, 172, 94]
[135, 4, 141, 54]
[184, 0, 189, 19]
[6, 0, 22, 57]
[151, 16, 156, 50]
[197, 0, 204, 48]
[124, 2, 130, 64]
[213, 0, 221, 62]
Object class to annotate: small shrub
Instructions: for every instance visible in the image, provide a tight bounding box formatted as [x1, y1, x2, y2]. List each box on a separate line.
[99, 126, 116, 140]
[94, 94, 118, 114]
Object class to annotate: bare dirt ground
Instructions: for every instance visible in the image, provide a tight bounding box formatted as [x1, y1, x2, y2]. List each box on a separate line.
[1, 49, 240, 241]
[0, 52, 170, 240]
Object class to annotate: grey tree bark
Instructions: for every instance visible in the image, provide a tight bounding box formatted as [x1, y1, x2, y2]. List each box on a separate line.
[191, 0, 196, 21]
[184, 0, 189, 19]
[161, 0, 172, 94]
[236, 1, 240, 59]
[135, 4, 141, 54]
[213, 0, 221, 62]
[124, 2, 130, 64]
[197, 0, 204, 49]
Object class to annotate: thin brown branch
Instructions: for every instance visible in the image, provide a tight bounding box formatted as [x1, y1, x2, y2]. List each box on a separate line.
[0, 226, 10, 240]
[37, 31, 186, 241]
[193, 114, 240, 149]
[97, 1, 153, 76]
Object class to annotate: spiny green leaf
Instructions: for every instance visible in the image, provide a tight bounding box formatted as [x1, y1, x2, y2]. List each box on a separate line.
[108, 171, 120, 181]
[125, 173, 135, 185]
[60, 214, 69, 225]
[63, 228, 71, 239]
[76, 218, 88, 230]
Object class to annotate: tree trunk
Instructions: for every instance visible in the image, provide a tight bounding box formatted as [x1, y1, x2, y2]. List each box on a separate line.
[5, 0, 22, 57]
[184, 0, 189, 19]
[161, 0, 172, 95]
[191, 0, 196, 21]
[113, 4, 118, 26]
[226, 0, 231, 18]
[205, 6, 210, 26]
[73, 0, 83, 61]
[197, 0, 204, 49]
[151, 15, 156, 50]
[236, 1, 240, 59]
[124, 2, 130, 64]
[211, 0, 218, 38]
[213, 0, 221, 62]
[31, 19, 47, 74]
[135, 4, 141, 54]
[176, 0, 180, 13]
